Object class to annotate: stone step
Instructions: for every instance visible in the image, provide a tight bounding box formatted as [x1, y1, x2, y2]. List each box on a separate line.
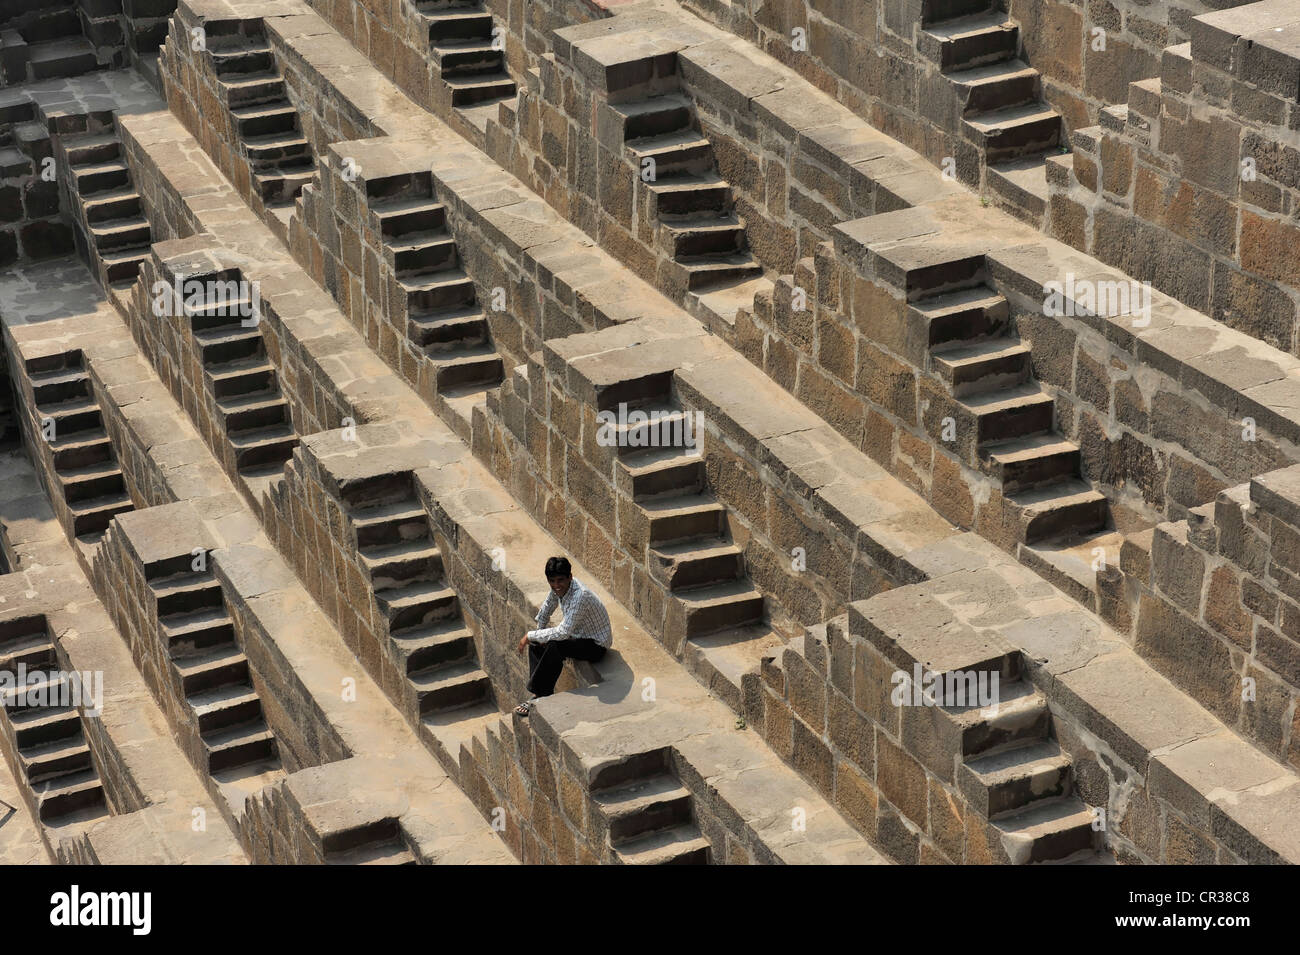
[98, 244, 151, 285]
[960, 740, 1071, 817]
[1, 672, 66, 713]
[678, 579, 764, 638]
[992, 796, 1096, 864]
[352, 501, 430, 550]
[375, 197, 446, 237]
[34, 767, 105, 821]
[190, 684, 263, 735]
[391, 620, 475, 674]
[923, 0, 996, 26]
[945, 679, 1051, 757]
[208, 357, 276, 398]
[919, 11, 1018, 70]
[982, 434, 1081, 494]
[30, 365, 90, 406]
[1005, 479, 1109, 544]
[388, 233, 458, 276]
[187, 298, 258, 331]
[21, 735, 92, 783]
[628, 129, 713, 179]
[327, 839, 418, 865]
[648, 539, 744, 591]
[254, 162, 315, 206]
[610, 403, 695, 455]
[38, 395, 101, 437]
[63, 131, 121, 166]
[429, 344, 503, 390]
[423, 8, 494, 44]
[409, 659, 491, 714]
[153, 574, 224, 618]
[196, 325, 264, 366]
[1017, 528, 1129, 609]
[81, 188, 141, 223]
[445, 73, 516, 108]
[87, 215, 152, 252]
[664, 214, 745, 258]
[380, 580, 460, 632]
[949, 59, 1040, 115]
[963, 103, 1061, 163]
[362, 540, 443, 590]
[163, 608, 237, 659]
[203, 719, 277, 773]
[12, 706, 81, 749]
[912, 287, 1009, 349]
[57, 460, 126, 504]
[0, 631, 56, 671]
[681, 252, 759, 289]
[402, 268, 477, 312]
[209, 43, 274, 76]
[321, 817, 402, 854]
[647, 174, 731, 218]
[51, 432, 112, 470]
[232, 102, 301, 139]
[931, 338, 1030, 397]
[434, 39, 505, 77]
[987, 155, 1050, 226]
[218, 392, 290, 435]
[409, 306, 489, 351]
[616, 94, 693, 142]
[71, 158, 129, 196]
[69, 489, 133, 537]
[614, 822, 710, 864]
[642, 494, 726, 545]
[593, 773, 694, 845]
[619, 446, 705, 500]
[218, 70, 286, 108]
[175, 644, 249, 696]
[28, 37, 98, 81]
[960, 383, 1055, 446]
[229, 423, 297, 472]
[244, 130, 312, 168]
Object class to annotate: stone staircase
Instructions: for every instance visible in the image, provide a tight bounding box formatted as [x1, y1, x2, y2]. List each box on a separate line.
[414, 0, 516, 109]
[0, 615, 110, 825]
[26, 350, 135, 540]
[947, 677, 1099, 864]
[616, 93, 762, 292]
[147, 567, 282, 779]
[609, 380, 771, 669]
[186, 282, 298, 481]
[120, 0, 173, 60]
[0, 2, 118, 87]
[917, 0, 1062, 224]
[323, 818, 418, 865]
[910, 280, 1107, 545]
[206, 24, 315, 219]
[341, 472, 494, 720]
[369, 172, 504, 403]
[590, 751, 710, 864]
[63, 121, 155, 293]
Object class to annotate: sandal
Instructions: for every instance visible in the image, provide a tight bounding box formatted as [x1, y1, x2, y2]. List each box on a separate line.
[514, 699, 537, 717]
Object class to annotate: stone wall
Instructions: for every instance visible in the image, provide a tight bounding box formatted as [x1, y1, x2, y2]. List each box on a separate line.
[0, 98, 75, 267]
[1048, 1, 1300, 358]
[1116, 464, 1300, 767]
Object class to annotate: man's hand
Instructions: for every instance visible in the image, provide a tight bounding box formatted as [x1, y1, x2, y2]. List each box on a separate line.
[516, 635, 530, 654]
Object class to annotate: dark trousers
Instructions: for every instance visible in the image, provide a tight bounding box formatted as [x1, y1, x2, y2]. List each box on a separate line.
[527, 638, 607, 696]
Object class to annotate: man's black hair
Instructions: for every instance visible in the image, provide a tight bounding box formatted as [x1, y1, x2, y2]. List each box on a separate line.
[545, 556, 572, 580]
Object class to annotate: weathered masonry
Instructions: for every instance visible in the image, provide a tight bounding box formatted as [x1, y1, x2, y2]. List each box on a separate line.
[0, 0, 1295, 866]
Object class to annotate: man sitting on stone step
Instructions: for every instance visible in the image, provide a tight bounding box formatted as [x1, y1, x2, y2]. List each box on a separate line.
[514, 556, 612, 717]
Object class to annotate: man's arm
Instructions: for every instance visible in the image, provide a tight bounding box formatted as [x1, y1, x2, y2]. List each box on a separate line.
[535, 590, 558, 629]
[528, 610, 575, 645]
